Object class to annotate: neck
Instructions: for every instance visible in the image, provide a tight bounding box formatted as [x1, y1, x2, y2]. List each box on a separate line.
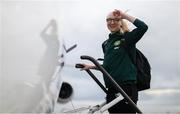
[111, 30, 120, 34]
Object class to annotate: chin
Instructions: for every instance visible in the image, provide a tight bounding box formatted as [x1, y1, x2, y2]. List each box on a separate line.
[109, 28, 119, 32]
[111, 30, 119, 33]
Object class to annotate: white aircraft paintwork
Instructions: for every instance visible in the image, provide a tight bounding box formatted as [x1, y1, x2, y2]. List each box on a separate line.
[0, 18, 63, 113]
[0, 2, 72, 113]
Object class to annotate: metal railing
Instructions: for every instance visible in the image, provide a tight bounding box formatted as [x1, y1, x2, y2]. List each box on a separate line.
[76, 55, 142, 113]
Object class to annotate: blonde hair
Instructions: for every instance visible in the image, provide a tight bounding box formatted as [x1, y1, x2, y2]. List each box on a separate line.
[119, 19, 130, 34]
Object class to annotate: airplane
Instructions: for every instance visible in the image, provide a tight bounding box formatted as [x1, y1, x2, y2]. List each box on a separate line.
[0, 18, 76, 113]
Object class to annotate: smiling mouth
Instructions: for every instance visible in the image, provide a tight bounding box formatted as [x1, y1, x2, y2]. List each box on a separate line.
[109, 25, 117, 28]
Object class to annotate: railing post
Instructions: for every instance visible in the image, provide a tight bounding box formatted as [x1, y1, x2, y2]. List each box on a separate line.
[86, 69, 108, 94]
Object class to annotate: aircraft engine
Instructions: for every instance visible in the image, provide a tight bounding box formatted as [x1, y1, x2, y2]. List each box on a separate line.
[57, 82, 73, 103]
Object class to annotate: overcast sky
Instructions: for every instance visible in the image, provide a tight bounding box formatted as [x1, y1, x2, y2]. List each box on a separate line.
[0, 0, 180, 113]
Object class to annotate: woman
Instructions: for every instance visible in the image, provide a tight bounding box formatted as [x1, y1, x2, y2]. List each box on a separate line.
[79, 9, 148, 113]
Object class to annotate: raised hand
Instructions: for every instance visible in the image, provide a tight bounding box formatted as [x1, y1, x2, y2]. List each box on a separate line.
[113, 9, 126, 19]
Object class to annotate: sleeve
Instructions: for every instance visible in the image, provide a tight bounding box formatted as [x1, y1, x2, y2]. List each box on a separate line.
[102, 40, 108, 53]
[124, 18, 148, 46]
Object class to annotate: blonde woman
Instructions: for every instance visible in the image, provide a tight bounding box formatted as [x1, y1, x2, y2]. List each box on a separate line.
[80, 9, 148, 113]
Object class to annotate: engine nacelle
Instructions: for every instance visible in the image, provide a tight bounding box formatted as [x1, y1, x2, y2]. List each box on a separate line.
[57, 82, 73, 103]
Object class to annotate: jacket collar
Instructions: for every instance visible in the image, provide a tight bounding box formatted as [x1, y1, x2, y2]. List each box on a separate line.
[109, 31, 123, 39]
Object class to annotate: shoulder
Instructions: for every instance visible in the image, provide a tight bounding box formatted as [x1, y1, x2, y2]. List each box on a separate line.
[102, 39, 108, 53]
[102, 39, 108, 47]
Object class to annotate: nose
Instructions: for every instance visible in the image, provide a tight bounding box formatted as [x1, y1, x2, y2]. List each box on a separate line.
[108, 20, 115, 25]
[110, 20, 115, 24]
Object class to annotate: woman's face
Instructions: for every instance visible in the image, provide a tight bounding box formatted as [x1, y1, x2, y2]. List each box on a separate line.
[106, 18, 121, 33]
[106, 10, 122, 33]
[106, 17, 122, 33]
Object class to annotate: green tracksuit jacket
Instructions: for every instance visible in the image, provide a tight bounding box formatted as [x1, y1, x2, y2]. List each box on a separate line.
[102, 19, 148, 88]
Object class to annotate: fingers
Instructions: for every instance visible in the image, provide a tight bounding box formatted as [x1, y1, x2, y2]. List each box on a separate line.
[113, 9, 120, 16]
[113, 9, 122, 19]
[113, 9, 127, 19]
